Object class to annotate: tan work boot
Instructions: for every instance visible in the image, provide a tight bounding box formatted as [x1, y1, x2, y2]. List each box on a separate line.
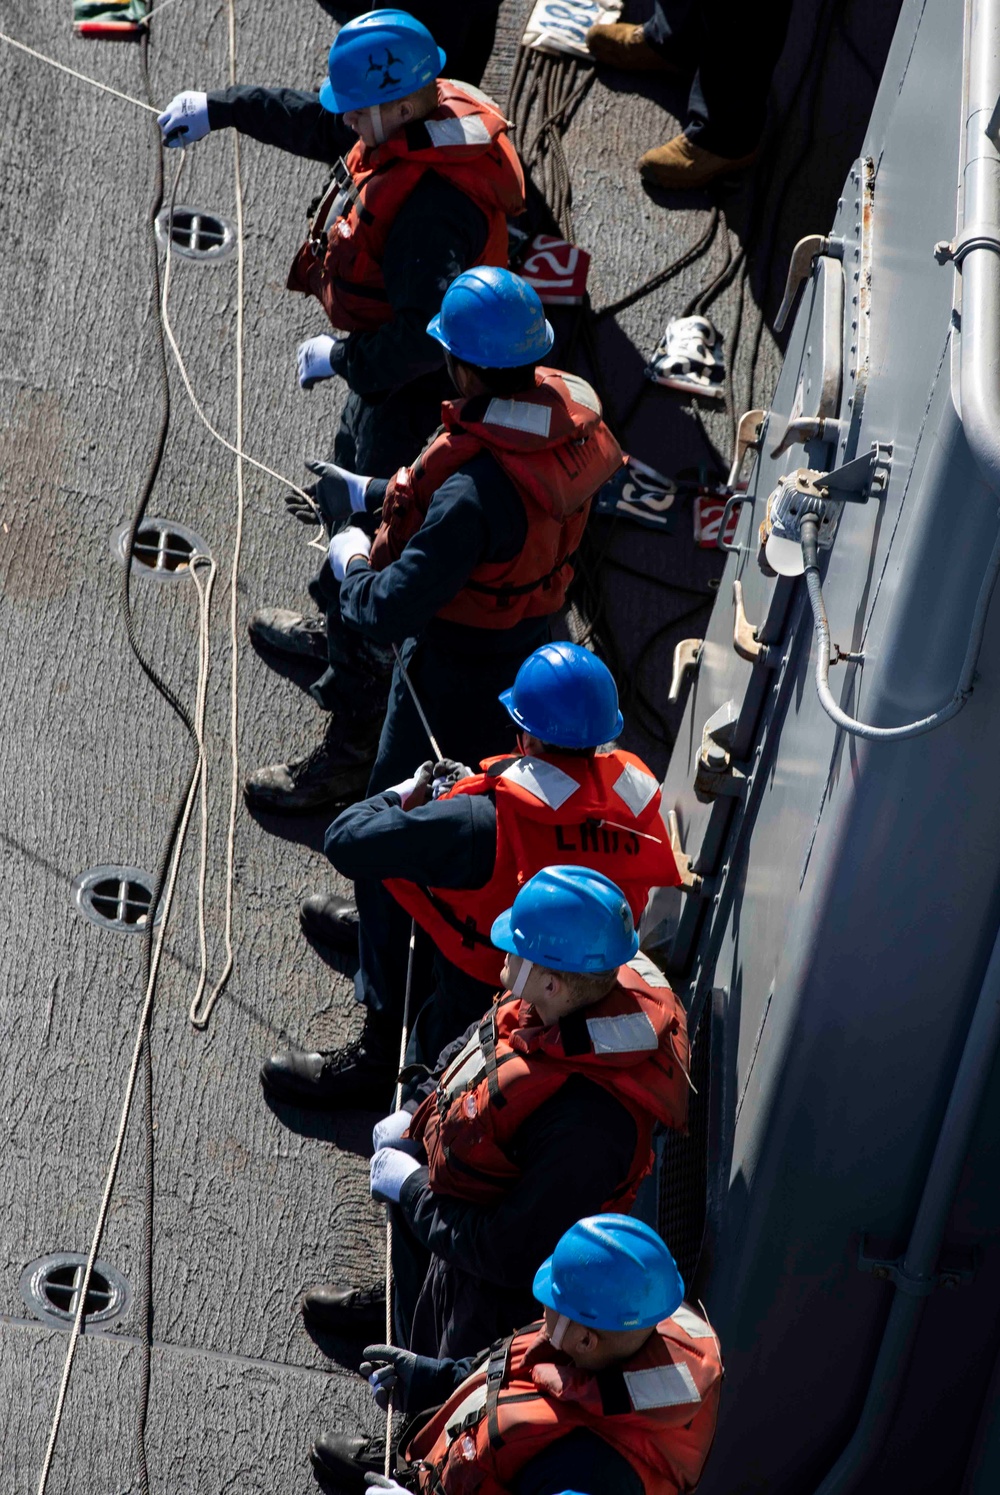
[586, 22, 680, 72]
[639, 133, 758, 191]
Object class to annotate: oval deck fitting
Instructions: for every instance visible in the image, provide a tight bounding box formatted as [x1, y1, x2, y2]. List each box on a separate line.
[111, 518, 210, 580]
[72, 865, 161, 934]
[20, 1253, 130, 1331]
[154, 203, 236, 262]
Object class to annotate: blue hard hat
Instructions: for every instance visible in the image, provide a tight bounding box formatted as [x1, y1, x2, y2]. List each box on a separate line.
[533, 1214, 684, 1331]
[427, 267, 555, 368]
[490, 866, 639, 973]
[499, 642, 624, 748]
[319, 9, 447, 114]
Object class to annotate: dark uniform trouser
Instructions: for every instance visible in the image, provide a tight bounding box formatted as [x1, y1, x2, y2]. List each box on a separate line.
[309, 369, 454, 717]
[392, 1232, 538, 1358]
[353, 623, 548, 1063]
[356, 876, 498, 1065]
[643, 0, 794, 158]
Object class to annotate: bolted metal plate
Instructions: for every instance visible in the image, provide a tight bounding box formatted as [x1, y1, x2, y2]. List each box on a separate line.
[154, 204, 236, 262]
[72, 865, 160, 934]
[111, 518, 210, 581]
[20, 1252, 130, 1331]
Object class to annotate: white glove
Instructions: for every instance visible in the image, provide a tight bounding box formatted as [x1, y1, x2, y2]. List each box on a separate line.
[298, 334, 343, 389]
[327, 527, 372, 581]
[372, 1108, 413, 1151]
[370, 1146, 421, 1203]
[157, 91, 210, 148]
[364, 1477, 409, 1493]
[385, 761, 434, 811]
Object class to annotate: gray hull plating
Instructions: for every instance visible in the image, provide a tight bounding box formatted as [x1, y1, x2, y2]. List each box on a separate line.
[654, 2, 1000, 1490]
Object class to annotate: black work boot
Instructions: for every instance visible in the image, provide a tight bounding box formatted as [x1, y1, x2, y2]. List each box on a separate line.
[300, 892, 360, 950]
[303, 1282, 386, 1335]
[244, 715, 382, 814]
[248, 607, 328, 662]
[260, 1023, 396, 1110]
[310, 1431, 386, 1492]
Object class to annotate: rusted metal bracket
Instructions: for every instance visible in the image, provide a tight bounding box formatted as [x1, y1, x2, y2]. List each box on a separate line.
[665, 810, 704, 895]
[668, 638, 702, 704]
[727, 407, 766, 489]
[774, 232, 845, 332]
[694, 700, 748, 800]
[732, 580, 779, 667]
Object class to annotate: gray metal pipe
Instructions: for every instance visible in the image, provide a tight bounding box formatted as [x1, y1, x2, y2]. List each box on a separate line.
[960, 0, 1000, 494]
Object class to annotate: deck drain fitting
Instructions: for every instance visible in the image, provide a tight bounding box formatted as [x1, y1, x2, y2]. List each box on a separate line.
[72, 865, 161, 934]
[112, 518, 210, 580]
[154, 204, 236, 262]
[20, 1252, 130, 1331]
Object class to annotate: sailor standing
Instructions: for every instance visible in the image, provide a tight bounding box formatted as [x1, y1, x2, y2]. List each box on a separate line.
[261, 645, 680, 1109]
[310, 1215, 722, 1494]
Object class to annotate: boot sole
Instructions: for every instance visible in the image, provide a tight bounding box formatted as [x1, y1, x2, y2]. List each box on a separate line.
[243, 776, 372, 815]
[302, 1306, 386, 1334]
[298, 909, 360, 949]
[259, 1068, 393, 1110]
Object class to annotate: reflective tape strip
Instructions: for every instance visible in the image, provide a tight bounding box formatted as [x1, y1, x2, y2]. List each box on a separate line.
[560, 371, 602, 413]
[624, 1362, 701, 1410]
[442, 1030, 487, 1099]
[442, 79, 504, 112]
[500, 756, 579, 811]
[627, 951, 672, 988]
[671, 1305, 715, 1340]
[585, 1010, 659, 1054]
[426, 114, 492, 148]
[612, 761, 659, 816]
[445, 1382, 489, 1442]
[483, 399, 553, 438]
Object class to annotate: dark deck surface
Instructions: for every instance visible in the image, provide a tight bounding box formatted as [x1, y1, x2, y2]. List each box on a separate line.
[0, 0, 897, 1488]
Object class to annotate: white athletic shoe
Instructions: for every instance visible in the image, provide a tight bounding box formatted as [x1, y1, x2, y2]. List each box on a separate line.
[647, 315, 726, 399]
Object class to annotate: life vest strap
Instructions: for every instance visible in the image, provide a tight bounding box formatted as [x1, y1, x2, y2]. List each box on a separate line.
[419, 886, 495, 950]
[485, 1337, 513, 1450]
[462, 552, 572, 604]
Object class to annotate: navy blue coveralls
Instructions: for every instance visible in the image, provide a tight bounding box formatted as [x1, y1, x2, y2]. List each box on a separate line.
[335, 453, 552, 791]
[325, 777, 503, 1066]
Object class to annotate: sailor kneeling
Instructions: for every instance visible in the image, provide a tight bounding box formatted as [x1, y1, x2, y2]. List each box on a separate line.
[261, 644, 680, 1112]
[248, 268, 623, 812]
[311, 1215, 723, 1495]
[309, 868, 690, 1361]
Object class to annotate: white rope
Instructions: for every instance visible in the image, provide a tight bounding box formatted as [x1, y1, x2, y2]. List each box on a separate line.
[384, 916, 418, 1477]
[0, 28, 159, 113]
[0, 23, 327, 548]
[188, 0, 243, 1029]
[158, 151, 327, 540]
[136, 0, 196, 25]
[35, 556, 217, 1495]
[188, 555, 219, 1019]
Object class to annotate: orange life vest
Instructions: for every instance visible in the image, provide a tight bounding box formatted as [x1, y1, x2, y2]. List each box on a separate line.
[385, 750, 680, 986]
[286, 81, 525, 334]
[403, 1313, 723, 1495]
[407, 955, 689, 1209]
[368, 370, 623, 626]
